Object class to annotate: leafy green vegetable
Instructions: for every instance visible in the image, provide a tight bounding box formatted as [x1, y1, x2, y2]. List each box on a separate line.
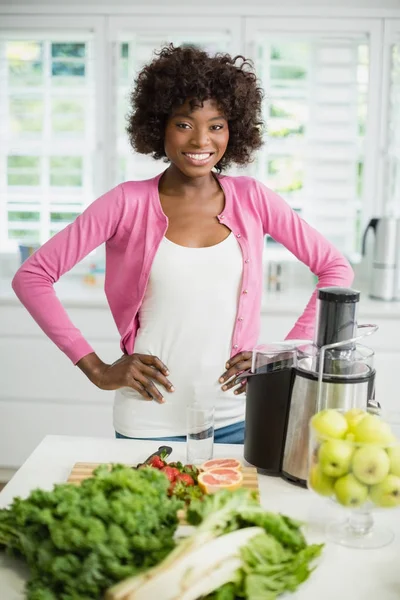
[0, 465, 182, 599]
[108, 488, 323, 600]
[187, 489, 323, 600]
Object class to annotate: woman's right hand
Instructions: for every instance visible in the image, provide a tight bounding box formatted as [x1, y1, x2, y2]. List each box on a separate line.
[77, 352, 174, 403]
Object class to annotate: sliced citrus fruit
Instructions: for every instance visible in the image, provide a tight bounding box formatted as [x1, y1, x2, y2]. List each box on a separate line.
[200, 458, 242, 471]
[198, 467, 244, 494]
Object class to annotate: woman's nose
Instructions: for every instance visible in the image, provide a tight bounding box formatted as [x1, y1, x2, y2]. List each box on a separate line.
[190, 127, 210, 147]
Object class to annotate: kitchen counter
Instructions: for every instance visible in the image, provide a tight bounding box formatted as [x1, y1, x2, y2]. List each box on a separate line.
[1, 275, 400, 317]
[0, 435, 399, 600]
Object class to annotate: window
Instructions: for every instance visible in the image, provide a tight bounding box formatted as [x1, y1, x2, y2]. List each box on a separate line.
[0, 17, 100, 252]
[0, 12, 396, 261]
[245, 18, 383, 260]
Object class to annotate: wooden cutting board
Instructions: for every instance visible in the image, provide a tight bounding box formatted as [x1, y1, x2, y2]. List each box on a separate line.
[67, 462, 259, 494]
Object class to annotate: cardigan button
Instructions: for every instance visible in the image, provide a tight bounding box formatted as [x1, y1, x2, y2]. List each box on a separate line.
[233, 344, 238, 349]
[245, 259, 250, 263]
[243, 289, 248, 294]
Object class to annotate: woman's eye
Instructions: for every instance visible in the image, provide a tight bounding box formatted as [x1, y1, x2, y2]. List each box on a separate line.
[211, 124, 224, 131]
[176, 123, 191, 129]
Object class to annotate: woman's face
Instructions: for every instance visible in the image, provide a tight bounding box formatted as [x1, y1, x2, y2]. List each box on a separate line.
[164, 99, 229, 178]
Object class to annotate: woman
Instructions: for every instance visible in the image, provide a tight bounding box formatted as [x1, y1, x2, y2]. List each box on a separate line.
[12, 45, 353, 444]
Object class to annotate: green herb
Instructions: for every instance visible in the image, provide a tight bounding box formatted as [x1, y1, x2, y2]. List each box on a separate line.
[0, 465, 182, 599]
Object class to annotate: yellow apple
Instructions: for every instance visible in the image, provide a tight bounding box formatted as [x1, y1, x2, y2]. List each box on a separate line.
[370, 474, 400, 508]
[344, 408, 367, 433]
[387, 444, 400, 477]
[309, 465, 335, 497]
[353, 414, 395, 446]
[318, 439, 354, 478]
[351, 445, 390, 485]
[334, 473, 368, 507]
[311, 409, 348, 440]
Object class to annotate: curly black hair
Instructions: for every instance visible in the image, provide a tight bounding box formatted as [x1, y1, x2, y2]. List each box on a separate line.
[126, 44, 264, 172]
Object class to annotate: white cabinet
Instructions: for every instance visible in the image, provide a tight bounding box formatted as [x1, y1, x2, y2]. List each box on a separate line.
[0, 302, 120, 469]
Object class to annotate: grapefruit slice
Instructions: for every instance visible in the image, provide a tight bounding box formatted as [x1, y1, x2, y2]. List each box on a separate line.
[198, 467, 244, 494]
[201, 458, 242, 471]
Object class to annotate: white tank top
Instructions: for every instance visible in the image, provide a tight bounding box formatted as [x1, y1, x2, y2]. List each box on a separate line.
[113, 233, 244, 437]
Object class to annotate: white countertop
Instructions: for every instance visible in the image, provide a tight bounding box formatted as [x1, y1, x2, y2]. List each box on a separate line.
[0, 435, 399, 600]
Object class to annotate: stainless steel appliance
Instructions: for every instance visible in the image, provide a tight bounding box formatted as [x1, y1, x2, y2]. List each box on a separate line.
[243, 287, 377, 487]
[362, 217, 400, 301]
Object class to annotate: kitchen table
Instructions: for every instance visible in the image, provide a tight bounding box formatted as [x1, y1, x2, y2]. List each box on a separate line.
[0, 435, 399, 600]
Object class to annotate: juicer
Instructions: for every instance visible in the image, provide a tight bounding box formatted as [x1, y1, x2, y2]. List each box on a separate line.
[244, 287, 378, 486]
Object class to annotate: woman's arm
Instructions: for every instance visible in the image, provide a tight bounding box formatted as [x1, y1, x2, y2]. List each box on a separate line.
[12, 184, 125, 366]
[254, 180, 354, 341]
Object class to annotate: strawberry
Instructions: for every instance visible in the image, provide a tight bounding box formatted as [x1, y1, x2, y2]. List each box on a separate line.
[162, 466, 180, 482]
[148, 455, 165, 469]
[176, 473, 194, 486]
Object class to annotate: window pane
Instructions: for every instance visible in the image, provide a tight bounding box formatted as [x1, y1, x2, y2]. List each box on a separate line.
[268, 156, 304, 193]
[51, 62, 85, 77]
[8, 229, 41, 242]
[9, 97, 44, 133]
[8, 211, 40, 222]
[50, 157, 82, 169]
[50, 156, 83, 186]
[8, 156, 40, 169]
[50, 173, 82, 186]
[7, 41, 43, 86]
[51, 211, 80, 223]
[7, 155, 41, 186]
[8, 173, 40, 186]
[51, 99, 85, 133]
[51, 43, 86, 58]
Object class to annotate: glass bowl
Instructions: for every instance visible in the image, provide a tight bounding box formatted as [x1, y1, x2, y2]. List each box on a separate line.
[308, 407, 400, 549]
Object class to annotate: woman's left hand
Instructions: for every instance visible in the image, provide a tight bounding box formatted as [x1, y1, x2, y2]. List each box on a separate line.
[219, 351, 252, 395]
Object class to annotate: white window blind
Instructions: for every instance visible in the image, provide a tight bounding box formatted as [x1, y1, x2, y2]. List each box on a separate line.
[385, 30, 400, 211]
[0, 30, 96, 251]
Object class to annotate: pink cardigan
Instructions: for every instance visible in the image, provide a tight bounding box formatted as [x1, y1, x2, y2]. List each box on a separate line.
[12, 172, 354, 364]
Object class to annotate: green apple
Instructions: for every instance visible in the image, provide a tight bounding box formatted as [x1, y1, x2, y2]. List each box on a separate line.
[309, 464, 335, 496]
[353, 414, 396, 445]
[318, 439, 354, 477]
[344, 408, 367, 433]
[351, 445, 390, 485]
[334, 473, 368, 507]
[387, 444, 400, 477]
[370, 474, 400, 508]
[311, 409, 348, 440]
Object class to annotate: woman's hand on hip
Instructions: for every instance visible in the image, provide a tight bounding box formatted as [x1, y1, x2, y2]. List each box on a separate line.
[219, 351, 252, 395]
[77, 352, 174, 403]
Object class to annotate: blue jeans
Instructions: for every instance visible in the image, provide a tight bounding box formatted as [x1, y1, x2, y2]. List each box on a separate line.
[115, 420, 245, 444]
